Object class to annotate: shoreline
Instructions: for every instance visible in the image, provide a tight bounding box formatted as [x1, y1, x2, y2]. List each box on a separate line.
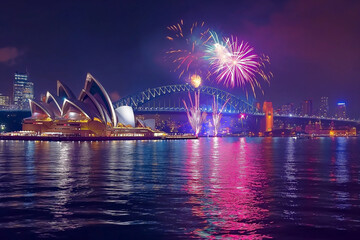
[0, 134, 357, 142]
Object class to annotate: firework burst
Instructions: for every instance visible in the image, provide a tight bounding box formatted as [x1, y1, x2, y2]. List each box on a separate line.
[190, 74, 202, 88]
[205, 33, 272, 97]
[166, 20, 212, 79]
[183, 91, 207, 136]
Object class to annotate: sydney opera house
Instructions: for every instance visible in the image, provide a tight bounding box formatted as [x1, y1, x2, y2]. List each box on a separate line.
[22, 73, 164, 138]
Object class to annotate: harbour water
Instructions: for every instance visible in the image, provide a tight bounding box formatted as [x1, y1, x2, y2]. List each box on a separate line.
[0, 137, 360, 239]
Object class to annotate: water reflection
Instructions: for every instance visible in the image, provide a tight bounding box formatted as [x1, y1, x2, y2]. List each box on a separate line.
[0, 138, 360, 239]
[282, 138, 298, 221]
[185, 138, 270, 239]
[333, 138, 351, 222]
[335, 138, 349, 184]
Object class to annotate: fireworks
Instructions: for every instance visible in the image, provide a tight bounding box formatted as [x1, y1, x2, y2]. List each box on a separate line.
[214, 37, 258, 87]
[190, 74, 202, 88]
[166, 20, 212, 79]
[183, 91, 207, 136]
[206, 36, 258, 87]
[205, 31, 230, 67]
[205, 33, 271, 97]
[166, 22, 272, 136]
[212, 95, 229, 136]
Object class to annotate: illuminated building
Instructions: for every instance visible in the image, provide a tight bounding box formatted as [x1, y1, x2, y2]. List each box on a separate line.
[13, 72, 34, 110]
[319, 96, 329, 117]
[305, 121, 356, 136]
[0, 94, 10, 109]
[262, 101, 273, 132]
[115, 106, 135, 127]
[138, 119, 156, 130]
[22, 73, 163, 137]
[302, 100, 312, 116]
[335, 102, 346, 119]
[280, 103, 294, 115]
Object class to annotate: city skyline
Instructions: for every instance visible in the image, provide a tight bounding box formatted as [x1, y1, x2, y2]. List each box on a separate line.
[0, 0, 359, 118]
[1, 69, 354, 119]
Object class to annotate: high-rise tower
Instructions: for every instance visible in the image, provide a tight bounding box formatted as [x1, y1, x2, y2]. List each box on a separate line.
[13, 72, 34, 110]
[319, 97, 329, 117]
[335, 102, 346, 119]
[302, 100, 312, 116]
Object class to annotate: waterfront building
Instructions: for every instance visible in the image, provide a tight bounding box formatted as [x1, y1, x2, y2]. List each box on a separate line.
[13, 72, 34, 110]
[319, 96, 329, 117]
[23, 73, 162, 137]
[302, 100, 312, 116]
[305, 121, 356, 136]
[335, 102, 346, 119]
[0, 93, 10, 109]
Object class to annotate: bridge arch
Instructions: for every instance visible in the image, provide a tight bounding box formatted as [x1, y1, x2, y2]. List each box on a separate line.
[114, 84, 259, 114]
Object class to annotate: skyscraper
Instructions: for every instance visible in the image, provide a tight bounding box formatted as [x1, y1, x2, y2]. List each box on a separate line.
[302, 100, 312, 116]
[335, 102, 346, 119]
[281, 103, 294, 115]
[319, 96, 329, 117]
[0, 93, 10, 109]
[13, 72, 34, 110]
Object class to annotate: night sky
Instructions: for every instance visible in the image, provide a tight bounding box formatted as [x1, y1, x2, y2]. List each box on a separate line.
[0, 0, 359, 117]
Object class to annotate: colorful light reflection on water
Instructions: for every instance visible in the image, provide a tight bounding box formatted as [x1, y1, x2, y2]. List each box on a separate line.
[185, 138, 270, 239]
[0, 137, 360, 239]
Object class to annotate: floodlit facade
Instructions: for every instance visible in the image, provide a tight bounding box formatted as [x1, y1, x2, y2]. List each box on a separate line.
[23, 73, 164, 137]
[138, 119, 155, 130]
[262, 101, 273, 132]
[115, 106, 136, 127]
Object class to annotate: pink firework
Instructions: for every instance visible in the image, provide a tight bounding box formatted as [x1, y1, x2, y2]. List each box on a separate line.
[207, 34, 271, 97]
[212, 96, 229, 136]
[216, 38, 258, 87]
[183, 91, 207, 136]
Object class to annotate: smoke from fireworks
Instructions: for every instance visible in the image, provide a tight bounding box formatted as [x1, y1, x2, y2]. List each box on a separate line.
[166, 20, 212, 79]
[212, 95, 229, 136]
[183, 91, 207, 136]
[205, 32, 272, 97]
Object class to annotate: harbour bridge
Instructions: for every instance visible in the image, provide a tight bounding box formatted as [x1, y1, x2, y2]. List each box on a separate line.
[114, 84, 259, 114]
[114, 84, 359, 125]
